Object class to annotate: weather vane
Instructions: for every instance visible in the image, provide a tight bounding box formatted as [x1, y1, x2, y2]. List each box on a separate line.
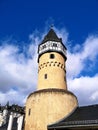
[50, 24, 54, 29]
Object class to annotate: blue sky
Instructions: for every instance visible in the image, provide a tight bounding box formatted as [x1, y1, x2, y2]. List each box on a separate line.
[0, 0, 98, 106]
[0, 0, 98, 43]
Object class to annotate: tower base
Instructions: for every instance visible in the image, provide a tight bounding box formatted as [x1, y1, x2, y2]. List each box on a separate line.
[25, 89, 78, 130]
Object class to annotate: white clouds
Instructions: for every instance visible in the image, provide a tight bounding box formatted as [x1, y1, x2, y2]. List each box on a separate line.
[67, 52, 84, 78]
[90, 91, 98, 101]
[66, 35, 98, 78]
[54, 27, 69, 44]
[0, 39, 38, 105]
[68, 75, 98, 105]
[0, 89, 25, 105]
[66, 35, 98, 106]
[0, 27, 98, 106]
[82, 36, 98, 61]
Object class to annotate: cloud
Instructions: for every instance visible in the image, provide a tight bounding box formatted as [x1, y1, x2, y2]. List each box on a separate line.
[66, 35, 98, 78]
[0, 38, 39, 105]
[0, 89, 25, 105]
[66, 52, 84, 78]
[90, 91, 98, 101]
[68, 75, 98, 105]
[82, 35, 98, 61]
[0, 27, 98, 106]
[66, 35, 98, 106]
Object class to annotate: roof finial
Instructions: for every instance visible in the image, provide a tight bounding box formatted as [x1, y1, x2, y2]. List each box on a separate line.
[50, 24, 54, 29]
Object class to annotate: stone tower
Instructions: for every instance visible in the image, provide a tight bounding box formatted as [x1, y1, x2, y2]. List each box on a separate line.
[24, 28, 78, 130]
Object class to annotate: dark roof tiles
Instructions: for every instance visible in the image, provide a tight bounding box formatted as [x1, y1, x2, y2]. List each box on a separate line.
[48, 104, 98, 129]
[65, 105, 98, 121]
[41, 29, 62, 44]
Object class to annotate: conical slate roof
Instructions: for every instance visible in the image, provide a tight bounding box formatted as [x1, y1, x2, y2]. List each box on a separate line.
[41, 29, 62, 44]
[38, 28, 67, 61]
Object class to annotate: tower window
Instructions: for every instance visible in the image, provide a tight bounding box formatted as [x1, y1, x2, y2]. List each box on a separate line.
[50, 54, 55, 59]
[53, 43, 57, 47]
[42, 45, 46, 49]
[64, 76, 66, 82]
[28, 109, 31, 116]
[44, 74, 47, 79]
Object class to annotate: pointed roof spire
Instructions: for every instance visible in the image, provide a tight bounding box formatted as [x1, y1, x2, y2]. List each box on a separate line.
[38, 28, 67, 61]
[41, 28, 61, 44]
[50, 24, 54, 29]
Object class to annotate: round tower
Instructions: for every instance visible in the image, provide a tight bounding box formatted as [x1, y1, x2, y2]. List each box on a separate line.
[38, 28, 67, 90]
[25, 28, 78, 130]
